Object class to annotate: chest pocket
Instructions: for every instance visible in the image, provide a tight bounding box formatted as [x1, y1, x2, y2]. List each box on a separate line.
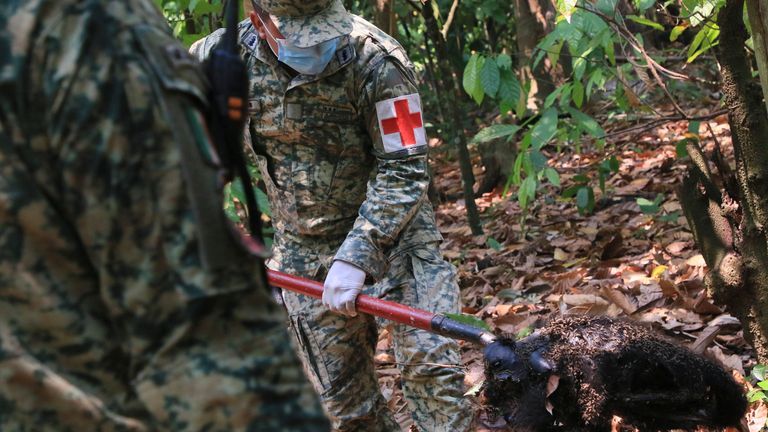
[286, 101, 357, 202]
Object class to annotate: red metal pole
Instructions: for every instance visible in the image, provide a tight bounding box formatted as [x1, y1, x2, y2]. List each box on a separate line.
[267, 269, 436, 332]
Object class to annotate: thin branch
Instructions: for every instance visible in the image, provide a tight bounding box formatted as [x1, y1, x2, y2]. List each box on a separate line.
[578, 4, 690, 118]
[440, 0, 460, 39]
[602, 109, 729, 139]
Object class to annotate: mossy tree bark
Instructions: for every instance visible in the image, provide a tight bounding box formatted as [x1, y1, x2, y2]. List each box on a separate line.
[678, 0, 768, 361]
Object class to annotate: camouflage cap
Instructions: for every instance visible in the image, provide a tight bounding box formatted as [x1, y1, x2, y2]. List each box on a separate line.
[254, 0, 353, 48]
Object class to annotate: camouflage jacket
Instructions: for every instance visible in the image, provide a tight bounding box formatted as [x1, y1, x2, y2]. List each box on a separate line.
[0, 0, 260, 386]
[191, 17, 443, 280]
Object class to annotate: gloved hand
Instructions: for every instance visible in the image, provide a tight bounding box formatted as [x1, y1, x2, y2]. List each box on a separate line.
[322, 260, 366, 316]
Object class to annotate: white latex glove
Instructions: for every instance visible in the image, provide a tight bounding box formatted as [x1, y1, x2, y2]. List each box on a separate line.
[322, 260, 366, 317]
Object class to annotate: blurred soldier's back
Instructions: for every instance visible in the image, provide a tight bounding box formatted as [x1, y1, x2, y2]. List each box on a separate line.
[0, 1, 329, 431]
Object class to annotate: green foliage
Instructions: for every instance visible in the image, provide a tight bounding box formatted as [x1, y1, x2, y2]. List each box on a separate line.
[459, 0, 745, 220]
[516, 326, 533, 339]
[637, 194, 664, 215]
[444, 313, 492, 331]
[155, 0, 228, 46]
[486, 237, 503, 251]
[562, 175, 595, 215]
[636, 193, 680, 223]
[748, 365, 768, 405]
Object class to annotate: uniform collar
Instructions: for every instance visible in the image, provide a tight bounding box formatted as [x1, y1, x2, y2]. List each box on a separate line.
[240, 23, 357, 85]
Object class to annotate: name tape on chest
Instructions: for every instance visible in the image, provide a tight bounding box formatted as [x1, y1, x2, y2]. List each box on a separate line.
[375, 93, 426, 153]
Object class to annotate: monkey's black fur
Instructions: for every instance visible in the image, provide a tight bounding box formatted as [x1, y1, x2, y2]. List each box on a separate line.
[482, 316, 747, 431]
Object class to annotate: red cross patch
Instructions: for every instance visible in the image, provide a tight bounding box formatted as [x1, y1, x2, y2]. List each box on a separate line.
[375, 94, 427, 153]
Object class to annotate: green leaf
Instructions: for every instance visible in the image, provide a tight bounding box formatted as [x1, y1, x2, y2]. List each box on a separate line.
[496, 54, 513, 70]
[688, 120, 701, 135]
[544, 85, 565, 108]
[688, 25, 720, 63]
[752, 365, 767, 381]
[471, 124, 521, 143]
[634, 0, 655, 12]
[230, 177, 246, 203]
[550, 40, 566, 68]
[480, 58, 501, 97]
[562, 184, 581, 199]
[486, 237, 503, 251]
[606, 156, 618, 172]
[576, 186, 593, 213]
[656, 211, 680, 222]
[670, 25, 688, 42]
[637, 197, 660, 214]
[444, 313, 491, 331]
[516, 326, 533, 338]
[565, 107, 605, 138]
[463, 54, 485, 105]
[557, 0, 578, 21]
[544, 167, 561, 186]
[531, 108, 559, 150]
[676, 139, 690, 158]
[626, 15, 665, 31]
[748, 389, 768, 403]
[596, 0, 619, 14]
[530, 150, 549, 171]
[759, 380, 768, 391]
[573, 174, 589, 183]
[518, 176, 538, 209]
[572, 81, 585, 108]
[498, 70, 522, 106]
[603, 33, 616, 66]
[256, 187, 271, 217]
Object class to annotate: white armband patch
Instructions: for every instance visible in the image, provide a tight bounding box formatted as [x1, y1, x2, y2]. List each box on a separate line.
[375, 93, 427, 153]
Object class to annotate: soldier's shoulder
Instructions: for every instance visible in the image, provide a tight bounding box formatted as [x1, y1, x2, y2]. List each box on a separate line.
[347, 15, 411, 72]
[189, 27, 226, 61]
[189, 19, 255, 61]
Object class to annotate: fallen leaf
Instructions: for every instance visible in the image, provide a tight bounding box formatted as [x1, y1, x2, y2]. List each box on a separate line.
[554, 248, 570, 261]
[686, 254, 707, 267]
[707, 346, 745, 375]
[600, 285, 637, 315]
[545, 374, 560, 415]
[666, 241, 690, 256]
[562, 294, 609, 307]
[746, 401, 767, 432]
[689, 325, 721, 355]
[651, 265, 668, 279]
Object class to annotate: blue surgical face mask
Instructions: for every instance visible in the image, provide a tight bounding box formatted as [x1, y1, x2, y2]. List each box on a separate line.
[261, 19, 338, 76]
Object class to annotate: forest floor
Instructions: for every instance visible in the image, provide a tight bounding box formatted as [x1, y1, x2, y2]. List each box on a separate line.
[373, 106, 767, 431]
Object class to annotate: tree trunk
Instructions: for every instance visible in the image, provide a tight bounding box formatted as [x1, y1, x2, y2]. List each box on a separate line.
[421, 0, 484, 235]
[374, 0, 396, 37]
[678, 0, 768, 362]
[514, 0, 557, 107]
[747, 0, 768, 115]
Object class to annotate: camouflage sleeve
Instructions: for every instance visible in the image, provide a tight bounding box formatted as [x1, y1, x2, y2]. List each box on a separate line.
[33, 10, 260, 311]
[189, 20, 254, 62]
[333, 54, 430, 279]
[189, 27, 226, 61]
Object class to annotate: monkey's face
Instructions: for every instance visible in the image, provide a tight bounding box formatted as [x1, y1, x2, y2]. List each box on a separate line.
[484, 339, 527, 383]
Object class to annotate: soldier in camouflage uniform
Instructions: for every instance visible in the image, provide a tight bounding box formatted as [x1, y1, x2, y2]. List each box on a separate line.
[191, 1, 473, 430]
[0, 1, 329, 431]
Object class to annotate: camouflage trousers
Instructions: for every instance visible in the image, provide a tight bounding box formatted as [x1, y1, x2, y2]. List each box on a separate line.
[0, 286, 329, 432]
[272, 241, 473, 432]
